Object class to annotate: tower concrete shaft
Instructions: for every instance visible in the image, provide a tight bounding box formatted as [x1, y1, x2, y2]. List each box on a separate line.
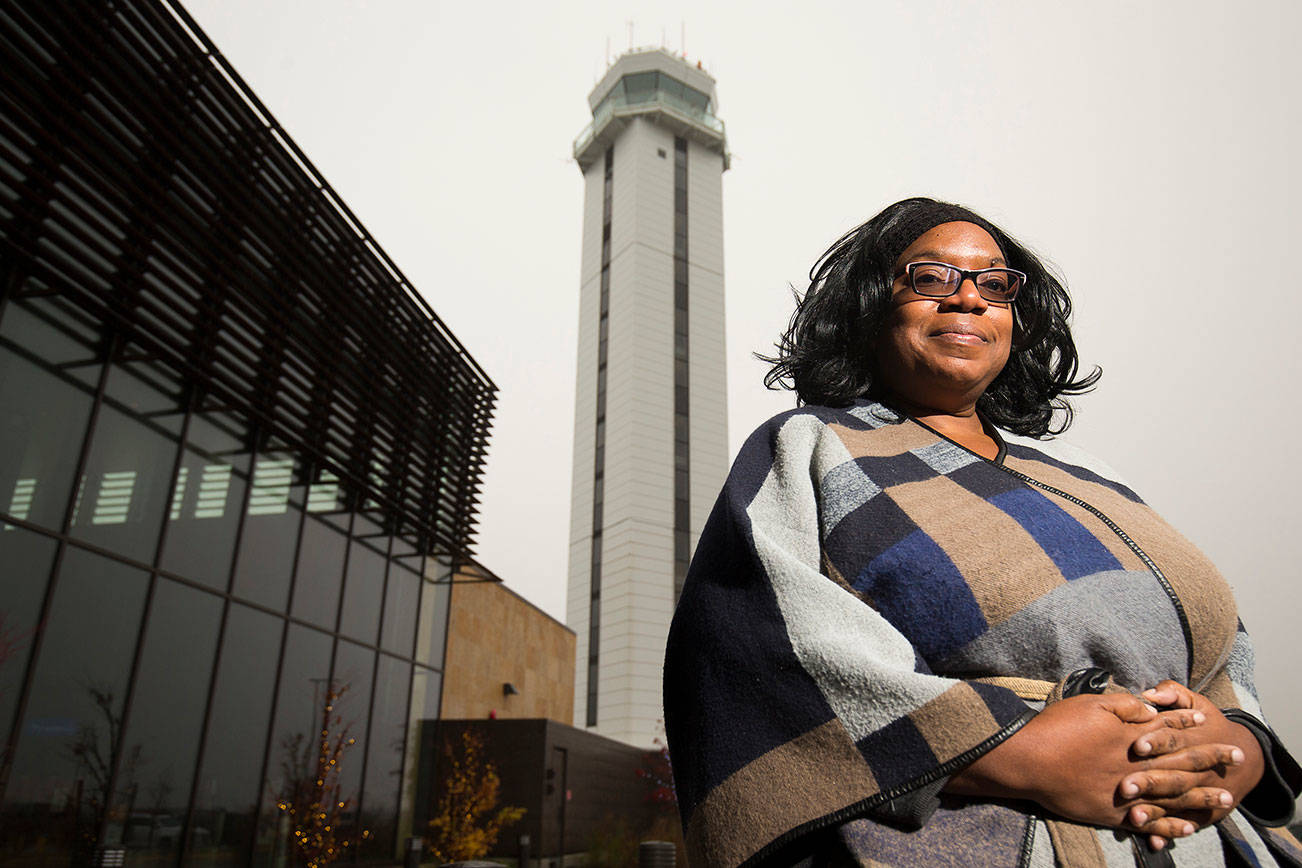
[567, 48, 729, 747]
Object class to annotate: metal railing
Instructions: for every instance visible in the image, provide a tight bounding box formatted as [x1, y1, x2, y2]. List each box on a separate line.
[573, 91, 726, 158]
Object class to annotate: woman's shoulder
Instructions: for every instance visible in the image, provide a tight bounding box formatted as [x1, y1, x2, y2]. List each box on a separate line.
[997, 429, 1134, 489]
[751, 399, 906, 433]
[720, 401, 905, 519]
[742, 400, 906, 450]
[730, 401, 915, 485]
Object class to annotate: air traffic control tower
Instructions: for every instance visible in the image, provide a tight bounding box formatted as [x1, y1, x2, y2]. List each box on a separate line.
[567, 49, 730, 747]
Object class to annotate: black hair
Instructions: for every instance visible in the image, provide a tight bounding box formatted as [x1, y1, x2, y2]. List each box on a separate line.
[760, 196, 1100, 437]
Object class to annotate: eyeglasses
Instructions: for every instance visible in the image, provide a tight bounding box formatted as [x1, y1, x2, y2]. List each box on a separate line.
[902, 261, 1026, 303]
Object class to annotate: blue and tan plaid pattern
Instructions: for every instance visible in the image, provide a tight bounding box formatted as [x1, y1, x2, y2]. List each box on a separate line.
[664, 400, 1296, 868]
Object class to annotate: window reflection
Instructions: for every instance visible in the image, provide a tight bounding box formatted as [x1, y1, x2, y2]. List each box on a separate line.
[0, 287, 460, 868]
[103, 358, 185, 434]
[380, 563, 420, 657]
[0, 341, 96, 534]
[101, 578, 222, 860]
[69, 361, 183, 564]
[188, 603, 281, 867]
[0, 546, 149, 865]
[305, 467, 348, 529]
[0, 525, 58, 748]
[589, 70, 718, 129]
[231, 452, 305, 612]
[0, 292, 103, 386]
[246, 457, 294, 517]
[390, 527, 419, 558]
[253, 624, 333, 867]
[661, 74, 685, 101]
[331, 638, 375, 851]
[405, 666, 442, 838]
[352, 509, 385, 541]
[0, 2, 491, 857]
[360, 653, 411, 860]
[291, 515, 347, 631]
[160, 413, 252, 590]
[413, 578, 450, 669]
[624, 71, 657, 102]
[339, 539, 386, 644]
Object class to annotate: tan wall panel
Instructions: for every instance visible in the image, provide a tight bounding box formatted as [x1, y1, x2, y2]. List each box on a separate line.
[441, 567, 576, 725]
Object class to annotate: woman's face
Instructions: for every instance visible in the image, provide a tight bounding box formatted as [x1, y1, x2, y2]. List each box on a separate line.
[874, 221, 1015, 414]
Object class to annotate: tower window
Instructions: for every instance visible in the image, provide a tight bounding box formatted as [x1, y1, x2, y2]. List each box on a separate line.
[672, 136, 690, 604]
[587, 144, 615, 727]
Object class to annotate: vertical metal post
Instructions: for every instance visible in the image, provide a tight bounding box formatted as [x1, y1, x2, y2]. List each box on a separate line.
[550, 746, 568, 867]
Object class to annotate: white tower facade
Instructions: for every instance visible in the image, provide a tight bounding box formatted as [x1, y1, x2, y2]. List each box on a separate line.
[567, 49, 729, 747]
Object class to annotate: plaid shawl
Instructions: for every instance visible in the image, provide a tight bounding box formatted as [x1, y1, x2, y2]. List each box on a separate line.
[664, 401, 1300, 867]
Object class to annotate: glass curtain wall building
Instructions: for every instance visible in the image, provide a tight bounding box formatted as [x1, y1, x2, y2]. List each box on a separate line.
[0, 2, 495, 866]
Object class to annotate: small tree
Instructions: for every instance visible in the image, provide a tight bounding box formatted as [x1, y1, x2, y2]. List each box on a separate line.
[0, 612, 34, 675]
[0, 613, 35, 776]
[427, 729, 525, 862]
[636, 724, 686, 866]
[635, 733, 676, 814]
[274, 684, 362, 868]
[64, 683, 144, 861]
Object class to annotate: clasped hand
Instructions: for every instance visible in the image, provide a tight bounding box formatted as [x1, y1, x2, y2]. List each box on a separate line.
[1030, 682, 1256, 851]
[947, 681, 1262, 852]
[1122, 681, 1264, 849]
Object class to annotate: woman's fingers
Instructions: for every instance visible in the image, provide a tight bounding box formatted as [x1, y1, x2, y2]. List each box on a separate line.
[1133, 722, 1245, 766]
[1143, 680, 1196, 709]
[1141, 742, 1245, 772]
[1132, 708, 1211, 757]
[1126, 778, 1233, 809]
[1102, 692, 1159, 724]
[1134, 727, 1184, 757]
[1154, 707, 1206, 730]
[1121, 757, 1238, 801]
[1127, 804, 1197, 840]
[1121, 770, 1198, 800]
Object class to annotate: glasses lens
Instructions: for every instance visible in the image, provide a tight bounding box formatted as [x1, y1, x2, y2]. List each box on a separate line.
[976, 270, 1020, 302]
[909, 264, 959, 296]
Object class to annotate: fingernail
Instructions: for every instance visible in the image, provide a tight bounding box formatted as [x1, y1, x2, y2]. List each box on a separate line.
[1136, 739, 1151, 755]
[1134, 809, 1148, 824]
[1152, 837, 1165, 851]
[1121, 781, 1139, 797]
[1193, 711, 1206, 724]
[1231, 748, 1245, 764]
[1183, 823, 1195, 836]
[1219, 792, 1233, 807]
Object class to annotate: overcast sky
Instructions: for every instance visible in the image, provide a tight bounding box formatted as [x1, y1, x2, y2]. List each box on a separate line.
[182, 0, 1302, 750]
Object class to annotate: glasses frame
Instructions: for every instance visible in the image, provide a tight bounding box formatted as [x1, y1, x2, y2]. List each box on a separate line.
[902, 261, 1027, 303]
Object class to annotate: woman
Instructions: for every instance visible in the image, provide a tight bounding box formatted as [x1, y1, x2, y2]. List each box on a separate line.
[663, 198, 1301, 868]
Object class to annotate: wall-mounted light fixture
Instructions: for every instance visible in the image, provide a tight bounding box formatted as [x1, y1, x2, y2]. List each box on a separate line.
[503, 682, 518, 696]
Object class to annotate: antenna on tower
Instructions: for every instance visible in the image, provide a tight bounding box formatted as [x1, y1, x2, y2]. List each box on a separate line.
[605, 36, 610, 67]
[627, 20, 633, 50]
[681, 20, 686, 58]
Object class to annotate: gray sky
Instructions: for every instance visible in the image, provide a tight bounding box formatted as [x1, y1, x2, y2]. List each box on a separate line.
[182, 1, 1302, 749]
